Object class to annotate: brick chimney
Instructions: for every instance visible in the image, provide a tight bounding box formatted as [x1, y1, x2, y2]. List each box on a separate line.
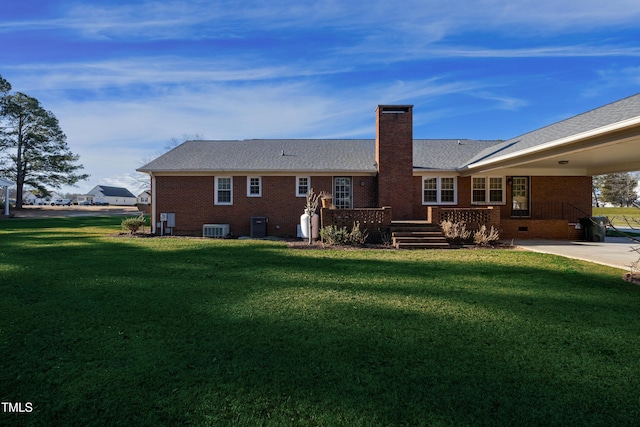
[375, 105, 414, 220]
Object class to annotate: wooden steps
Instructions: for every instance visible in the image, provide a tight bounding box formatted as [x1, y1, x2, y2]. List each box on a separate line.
[390, 221, 450, 249]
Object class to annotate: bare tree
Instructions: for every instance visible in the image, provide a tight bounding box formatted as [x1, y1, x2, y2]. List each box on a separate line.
[136, 133, 205, 192]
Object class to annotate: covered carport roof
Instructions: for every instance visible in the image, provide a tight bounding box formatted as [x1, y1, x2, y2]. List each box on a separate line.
[460, 93, 640, 176]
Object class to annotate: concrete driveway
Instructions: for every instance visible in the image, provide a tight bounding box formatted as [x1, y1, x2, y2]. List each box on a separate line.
[514, 235, 639, 271]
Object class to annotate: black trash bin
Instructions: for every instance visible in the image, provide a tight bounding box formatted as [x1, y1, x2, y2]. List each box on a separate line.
[250, 216, 267, 238]
[579, 216, 607, 242]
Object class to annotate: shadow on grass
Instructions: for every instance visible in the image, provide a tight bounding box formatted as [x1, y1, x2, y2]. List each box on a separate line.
[1, 221, 640, 425]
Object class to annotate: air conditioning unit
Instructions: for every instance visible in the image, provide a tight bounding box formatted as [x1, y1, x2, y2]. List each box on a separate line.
[203, 224, 230, 238]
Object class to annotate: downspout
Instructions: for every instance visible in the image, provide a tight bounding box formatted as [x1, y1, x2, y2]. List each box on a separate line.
[151, 173, 157, 234]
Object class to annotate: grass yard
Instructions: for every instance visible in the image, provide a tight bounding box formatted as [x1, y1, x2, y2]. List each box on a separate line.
[593, 206, 640, 228]
[1, 217, 639, 426]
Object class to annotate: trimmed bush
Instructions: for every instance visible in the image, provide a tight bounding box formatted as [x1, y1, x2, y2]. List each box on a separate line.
[320, 222, 369, 246]
[121, 216, 146, 234]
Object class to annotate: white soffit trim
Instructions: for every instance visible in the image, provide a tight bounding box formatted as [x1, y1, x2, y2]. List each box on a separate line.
[147, 170, 377, 176]
[466, 115, 640, 170]
[413, 169, 458, 175]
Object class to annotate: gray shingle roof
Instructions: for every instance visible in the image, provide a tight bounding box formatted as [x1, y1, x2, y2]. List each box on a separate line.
[465, 92, 640, 167]
[139, 139, 379, 173]
[413, 139, 502, 170]
[139, 138, 502, 173]
[138, 93, 640, 173]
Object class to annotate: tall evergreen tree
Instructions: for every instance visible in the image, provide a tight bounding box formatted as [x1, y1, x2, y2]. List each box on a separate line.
[0, 75, 10, 95]
[599, 172, 638, 207]
[0, 89, 88, 208]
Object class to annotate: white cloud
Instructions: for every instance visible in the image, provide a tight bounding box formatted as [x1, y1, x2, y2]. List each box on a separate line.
[5, 0, 640, 41]
[6, 0, 639, 196]
[583, 66, 640, 97]
[43, 69, 516, 196]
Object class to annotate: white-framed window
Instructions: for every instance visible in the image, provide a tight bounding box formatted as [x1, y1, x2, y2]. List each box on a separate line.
[215, 176, 233, 205]
[422, 176, 457, 205]
[472, 176, 505, 204]
[296, 176, 310, 197]
[247, 176, 262, 197]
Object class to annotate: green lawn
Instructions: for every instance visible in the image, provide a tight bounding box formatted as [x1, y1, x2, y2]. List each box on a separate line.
[1, 217, 639, 426]
[593, 206, 640, 227]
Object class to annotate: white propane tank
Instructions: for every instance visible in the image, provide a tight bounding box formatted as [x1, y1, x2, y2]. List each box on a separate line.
[300, 213, 319, 239]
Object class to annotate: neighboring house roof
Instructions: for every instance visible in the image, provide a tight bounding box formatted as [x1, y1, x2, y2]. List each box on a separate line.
[89, 185, 136, 198]
[138, 93, 640, 176]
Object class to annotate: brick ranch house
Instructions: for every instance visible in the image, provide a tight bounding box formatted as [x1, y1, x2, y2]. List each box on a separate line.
[138, 94, 640, 240]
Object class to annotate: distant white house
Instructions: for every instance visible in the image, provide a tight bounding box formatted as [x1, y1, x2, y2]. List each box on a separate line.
[88, 185, 137, 206]
[46, 191, 65, 205]
[75, 195, 94, 205]
[23, 190, 64, 205]
[137, 190, 151, 205]
[23, 190, 44, 205]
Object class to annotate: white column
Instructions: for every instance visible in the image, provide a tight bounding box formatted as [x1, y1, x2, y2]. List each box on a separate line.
[3, 186, 8, 216]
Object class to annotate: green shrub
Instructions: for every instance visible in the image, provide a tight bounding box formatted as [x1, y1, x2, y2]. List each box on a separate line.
[320, 222, 369, 246]
[121, 216, 146, 234]
[348, 222, 369, 246]
[319, 225, 350, 245]
[378, 228, 393, 246]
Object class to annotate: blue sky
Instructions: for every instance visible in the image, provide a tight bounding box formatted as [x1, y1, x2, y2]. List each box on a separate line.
[2, 0, 640, 194]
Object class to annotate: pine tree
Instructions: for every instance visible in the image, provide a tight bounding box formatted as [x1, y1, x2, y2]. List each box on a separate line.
[599, 172, 638, 207]
[0, 87, 88, 208]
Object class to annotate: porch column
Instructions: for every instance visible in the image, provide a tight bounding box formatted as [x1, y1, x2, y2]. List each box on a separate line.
[4, 186, 8, 216]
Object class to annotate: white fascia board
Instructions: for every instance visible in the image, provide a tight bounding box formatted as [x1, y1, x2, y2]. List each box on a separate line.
[145, 169, 377, 176]
[475, 167, 588, 176]
[413, 169, 458, 176]
[465, 115, 640, 171]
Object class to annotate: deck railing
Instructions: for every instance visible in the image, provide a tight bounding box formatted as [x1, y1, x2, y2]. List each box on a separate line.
[427, 206, 501, 230]
[320, 207, 392, 232]
[527, 202, 589, 223]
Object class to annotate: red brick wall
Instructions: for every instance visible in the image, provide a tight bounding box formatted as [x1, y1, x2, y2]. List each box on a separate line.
[154, 171, 592, 240]
[376, 106, 414, 220]
[419, 175, 592, 239]
[457, 176, 473, 208]
[155, 176, 214, 235]
[154, 174, 376, 237]
[500, 219, 570, 240]
[530, 176, 592, 217]
[431, 175, 592, 219]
